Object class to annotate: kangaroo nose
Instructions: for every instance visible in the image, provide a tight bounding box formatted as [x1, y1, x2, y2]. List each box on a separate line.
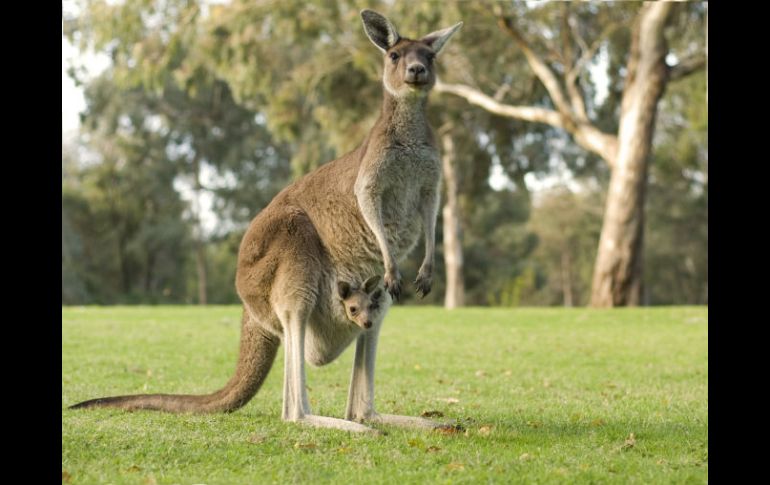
[364, 321, 372, 329]
[408, 64, 426, 75]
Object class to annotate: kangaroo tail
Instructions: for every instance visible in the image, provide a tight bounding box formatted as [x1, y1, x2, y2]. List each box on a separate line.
[69, 310, 280, 413]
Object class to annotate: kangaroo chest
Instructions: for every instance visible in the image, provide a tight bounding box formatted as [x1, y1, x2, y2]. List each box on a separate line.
[378, 144, 440, 252]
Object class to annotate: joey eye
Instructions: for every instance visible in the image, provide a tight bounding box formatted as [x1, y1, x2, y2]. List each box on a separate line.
[389, 52, 400, 62]
[426, 53, 436, 63]
[349, 306, 358, 315]
[369, 304, 379, 311]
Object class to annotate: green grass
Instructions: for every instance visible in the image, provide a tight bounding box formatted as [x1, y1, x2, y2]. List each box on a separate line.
[62, 306, 707, 484]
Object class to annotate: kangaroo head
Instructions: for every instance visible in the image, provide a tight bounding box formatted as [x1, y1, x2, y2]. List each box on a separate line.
[337, 275, 384, 330]
[361, 9, 462, 98]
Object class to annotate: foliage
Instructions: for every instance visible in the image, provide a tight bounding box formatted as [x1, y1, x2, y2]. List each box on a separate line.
[62, 0, 707, 306]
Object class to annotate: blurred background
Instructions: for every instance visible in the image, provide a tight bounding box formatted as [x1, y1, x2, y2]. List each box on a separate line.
[61, 0, 707, 308]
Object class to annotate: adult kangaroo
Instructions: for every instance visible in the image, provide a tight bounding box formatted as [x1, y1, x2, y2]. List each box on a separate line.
[70, 10, 462, 433]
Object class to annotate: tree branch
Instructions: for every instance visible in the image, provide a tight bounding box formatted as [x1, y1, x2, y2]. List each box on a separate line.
[566, 21, 621, 121]
[434, 80, 564, 127]
[434, 80, 618, 166]
[668, 53, 706, 81]
[494, 9, 573, 118]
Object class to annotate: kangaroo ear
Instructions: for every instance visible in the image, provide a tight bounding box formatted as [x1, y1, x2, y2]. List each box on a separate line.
[364, 275, 382, 294]
[361, 9, 400, 53]
[337, 281, 352, 299]
[421, 21, 463, 54]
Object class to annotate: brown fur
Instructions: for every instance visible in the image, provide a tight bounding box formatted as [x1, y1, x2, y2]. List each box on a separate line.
[70, 10, 462, 432]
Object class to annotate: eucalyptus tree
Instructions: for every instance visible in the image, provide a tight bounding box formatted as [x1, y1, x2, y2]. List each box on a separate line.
[434, 1, 706, 306]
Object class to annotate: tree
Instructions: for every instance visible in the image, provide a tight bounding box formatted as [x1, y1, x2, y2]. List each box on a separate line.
[644, 68, 708, 305]
[527, 186, 604, 306]
[62, 79, 192, 304]
[65, 0, 293, 303]
[434, 2, 706, 306]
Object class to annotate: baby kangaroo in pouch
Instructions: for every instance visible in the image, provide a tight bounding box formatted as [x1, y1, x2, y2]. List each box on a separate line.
[338, 275, 385, 330]
[70, 9, 462, 434]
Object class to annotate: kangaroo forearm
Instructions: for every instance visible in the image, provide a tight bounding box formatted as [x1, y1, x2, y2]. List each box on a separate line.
[420, 189, 440, 265]
[355, 187, 397, 270]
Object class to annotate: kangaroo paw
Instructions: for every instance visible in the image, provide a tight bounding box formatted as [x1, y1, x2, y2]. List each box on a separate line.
[384, 269, 402, 301]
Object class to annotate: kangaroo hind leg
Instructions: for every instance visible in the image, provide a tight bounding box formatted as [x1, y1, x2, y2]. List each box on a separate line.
[277, 302, 377, 434]
[346, 318, 458, 431]
[269, 211, 378, 433]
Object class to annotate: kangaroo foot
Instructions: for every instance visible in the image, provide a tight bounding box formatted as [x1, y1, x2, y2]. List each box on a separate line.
[292, 414, 382, 434]
[365, 413, 462, 431]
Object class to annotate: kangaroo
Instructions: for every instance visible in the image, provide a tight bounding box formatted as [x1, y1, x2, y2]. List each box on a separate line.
[70, 10, 462, 434]
[338, 275, 385, 330]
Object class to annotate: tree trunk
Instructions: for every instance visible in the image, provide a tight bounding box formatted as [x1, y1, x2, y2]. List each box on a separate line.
[195, 243, 208, 305]
[441, 131, 465, 309]
[561, 246, 573, 307]
[192, 154, 208, 305]
[145, 251, 155, 294]
[590, 2, 672, 307]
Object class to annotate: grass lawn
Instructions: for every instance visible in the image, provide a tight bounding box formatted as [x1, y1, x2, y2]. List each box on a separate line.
[62, 306, 707, 484]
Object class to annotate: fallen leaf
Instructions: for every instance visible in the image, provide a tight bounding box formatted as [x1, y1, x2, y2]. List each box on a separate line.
[426, 445, 441, 453]
[408, 438, 425, 448]
[437, 397, 459, 404]
[337, 447, 352, 454]
[622, 433, 636, 450]
[446, 463, 465, 471]
[475, 370, 486, 378]
[503, 370, 513, 376]
[526, 420, 542, 428]
[247, 434, 266, 444]
[126, 465, 142, 473]
[144, 476, 157, 485]
[62, 471, 71, 483]
[421, 410, 444, 418]
[542, 379, 551, 388]
[519, 453, 532, 461]
[590, 418, 605, 427]
[294, 442, 317, 450]
[478, 425, 493, 436]
[435, 425, 463, 435]
[414, 364, 422, 370]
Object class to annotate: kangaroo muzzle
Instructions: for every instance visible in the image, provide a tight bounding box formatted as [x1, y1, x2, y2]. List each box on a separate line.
[405, 63, 428, 84]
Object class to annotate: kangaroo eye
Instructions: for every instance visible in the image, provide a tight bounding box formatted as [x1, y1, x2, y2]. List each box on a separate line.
[389, 52, 400, 62]
[349, 306, 358, 315]
[426, 53, 436, 62]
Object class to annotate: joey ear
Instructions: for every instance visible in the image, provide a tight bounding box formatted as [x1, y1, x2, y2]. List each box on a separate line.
[421, 21, 463, 54]
[364, 275, 382, 294]
[337, 281, 352, 299]
[361, 9, 400, 53]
